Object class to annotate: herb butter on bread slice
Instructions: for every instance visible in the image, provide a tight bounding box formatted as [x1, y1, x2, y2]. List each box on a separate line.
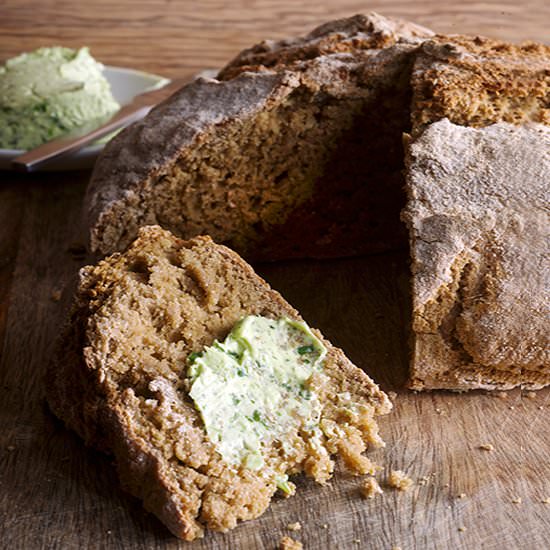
[46, 225, 391, 540]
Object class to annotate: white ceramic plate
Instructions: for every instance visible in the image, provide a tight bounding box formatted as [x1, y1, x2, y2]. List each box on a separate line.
[0, 66, 169, 171]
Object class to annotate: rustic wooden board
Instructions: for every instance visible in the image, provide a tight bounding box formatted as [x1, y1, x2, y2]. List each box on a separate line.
[1, 2, 549, 549]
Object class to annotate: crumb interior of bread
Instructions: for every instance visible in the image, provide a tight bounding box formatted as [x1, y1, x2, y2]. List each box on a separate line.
[82, 231, 387, 535]
[411, 39, 550, 133]
[150, 65, 412, 259]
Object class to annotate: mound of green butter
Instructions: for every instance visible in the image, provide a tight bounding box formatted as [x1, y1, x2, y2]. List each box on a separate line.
[187, 316, 327, 476]
[0, 46, 119, 149]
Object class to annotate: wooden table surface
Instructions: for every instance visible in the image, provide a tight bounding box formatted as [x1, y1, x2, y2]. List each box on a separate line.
[1, 2, 549, 549]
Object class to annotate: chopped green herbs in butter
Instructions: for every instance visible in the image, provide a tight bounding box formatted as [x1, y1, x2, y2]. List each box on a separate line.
[187, 316, 327, 471]
[0, 46, 119, 149]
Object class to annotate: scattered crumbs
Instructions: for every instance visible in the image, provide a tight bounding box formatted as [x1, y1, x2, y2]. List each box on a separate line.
[361, 477, 383, 499]
[511, 497, 522, 504]
[353, 539, 361, 544]
[418, 475, 430, 486]
[388, 470, 414, 491]
[443, 483, 450, 488]
[321, 524, 328, 529]
[287, 522, 301, 532]
[106, 530, 112, 535]
[539, 406, 544, 410]
[456, 493, 467, 499]
[508, 406, 515, 410]
[50, 289, 62, 302]
[435, 408, 445, 415]
[458, 526, 467, 532]
[494, 391, 508, 399]
[6, 446, 16, 452]
[280, 535, 302, 550]
[525, 392, 537, 399]
[388, 391, 397, 401]
[541, 498, 550, 504]
[479, 443, 494, 451]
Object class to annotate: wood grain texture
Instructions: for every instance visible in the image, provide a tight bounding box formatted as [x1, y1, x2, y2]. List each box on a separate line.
[0, 1, 549, 549]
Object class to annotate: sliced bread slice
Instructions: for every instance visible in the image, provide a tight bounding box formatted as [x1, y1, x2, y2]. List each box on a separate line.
[47, 225, 391, 539]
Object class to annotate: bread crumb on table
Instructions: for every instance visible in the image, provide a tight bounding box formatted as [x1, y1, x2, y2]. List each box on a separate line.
[456, 493, 467, 499]
[287, 522, 301, 531]
[478, 443, 494, 451]
[511, 497, 522, 504]
[361, 477, 383, 499]
[50, 289, 62, 302]
[418, 475, 431, 486]
[541, 498, 550, 504]
[280, 535, 302, 550]
[388, 470, 414, 491]
[458, 526, 467, 532]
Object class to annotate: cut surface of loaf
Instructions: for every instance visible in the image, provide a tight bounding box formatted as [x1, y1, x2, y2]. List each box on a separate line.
[410, 35, 550, 134]
[402, 120, 550, 390]
[47, 225, 391, 539]
[86, 13, 433, 260]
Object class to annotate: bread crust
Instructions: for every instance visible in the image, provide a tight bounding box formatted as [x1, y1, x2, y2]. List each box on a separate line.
[218, 12, 433, 79]
[402, 120, 550, 391]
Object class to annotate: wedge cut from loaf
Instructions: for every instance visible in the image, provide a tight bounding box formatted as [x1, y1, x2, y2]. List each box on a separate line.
[86, 13, 433, 260]
[402, 120, 550, 391]
[47, 225, 391, 540]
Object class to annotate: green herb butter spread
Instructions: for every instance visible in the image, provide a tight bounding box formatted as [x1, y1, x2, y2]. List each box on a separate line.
[0, 46, 119, 149]
[187, 316, 327, 472]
